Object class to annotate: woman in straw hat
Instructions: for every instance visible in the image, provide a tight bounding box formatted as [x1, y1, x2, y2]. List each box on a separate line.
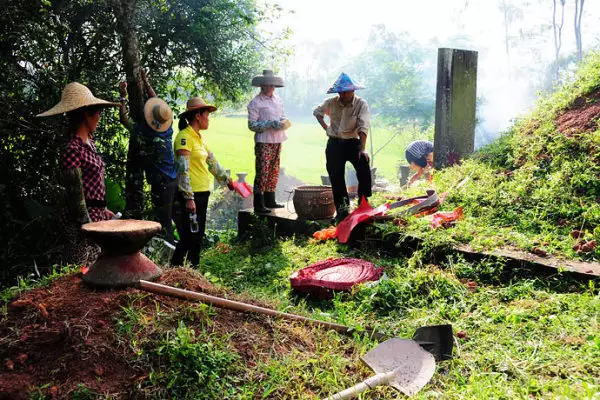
[119, 70, 177, 244]
[247, 70, 291, 213]
[171, 97, 234, 266]
[37, 82, 119, 265]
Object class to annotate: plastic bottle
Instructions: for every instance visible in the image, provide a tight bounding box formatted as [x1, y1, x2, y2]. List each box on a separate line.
[111, 212, 122, 220]
[189, 212, 199, 233]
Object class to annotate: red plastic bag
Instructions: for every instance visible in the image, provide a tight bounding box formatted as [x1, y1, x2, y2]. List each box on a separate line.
[336, 197, 389, 243]
[232, 180, 252, 198]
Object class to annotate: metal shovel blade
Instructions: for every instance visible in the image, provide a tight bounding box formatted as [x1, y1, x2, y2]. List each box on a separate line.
[361, 338, 436, 396]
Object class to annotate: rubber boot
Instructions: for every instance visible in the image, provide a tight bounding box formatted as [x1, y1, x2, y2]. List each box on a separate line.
[253, 193, 271, 214]
[264, 192, 284, 208]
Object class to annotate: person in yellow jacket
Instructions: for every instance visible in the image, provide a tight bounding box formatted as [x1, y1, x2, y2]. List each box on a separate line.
[171, 97, 233, 266]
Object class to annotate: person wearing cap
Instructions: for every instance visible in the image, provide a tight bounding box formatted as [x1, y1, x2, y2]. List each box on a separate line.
[119, 70, 177, 244]
[171, 97, 234, 266]
[405, 140, 434, 186]
[37, 82, 119, 265]
[313, 72, 372, 220]
[247, 70, 292, 213]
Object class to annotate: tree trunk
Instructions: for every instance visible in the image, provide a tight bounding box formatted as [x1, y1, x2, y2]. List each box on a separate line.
[552, 0, 565, 84]
[500, 0, 510, 77]
[574, 0, 584, 61]
[113, 0, 145, 218]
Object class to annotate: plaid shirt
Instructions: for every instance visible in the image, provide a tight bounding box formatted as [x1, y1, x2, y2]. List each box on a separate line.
[60, 136, 106, 221]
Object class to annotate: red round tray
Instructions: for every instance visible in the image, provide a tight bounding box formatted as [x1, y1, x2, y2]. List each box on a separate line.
[290, 258, 383, 297]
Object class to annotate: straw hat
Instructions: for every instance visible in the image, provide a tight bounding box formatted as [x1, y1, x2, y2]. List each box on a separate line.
[178, 97, 217, 118]
[37, 82, 119, 117]
[326, 72, 365, 94]
[144, 97, 173, 132]
[251, 70, 284, 87]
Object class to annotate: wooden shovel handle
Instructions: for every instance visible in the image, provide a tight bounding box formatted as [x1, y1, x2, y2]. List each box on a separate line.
[324, 372, 392, 400]
[138, 280, 385, 339]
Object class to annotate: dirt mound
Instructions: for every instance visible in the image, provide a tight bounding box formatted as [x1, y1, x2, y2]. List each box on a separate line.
[556, 89, 600, 136]
[0, 268, 321, 399]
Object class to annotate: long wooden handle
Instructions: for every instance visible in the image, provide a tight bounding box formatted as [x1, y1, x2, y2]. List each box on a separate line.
[324, 372, 392, 400]
[138, 280, 385, 339]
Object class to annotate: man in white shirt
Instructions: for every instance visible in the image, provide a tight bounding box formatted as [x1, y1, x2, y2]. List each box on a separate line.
[314, 72, 371, 220]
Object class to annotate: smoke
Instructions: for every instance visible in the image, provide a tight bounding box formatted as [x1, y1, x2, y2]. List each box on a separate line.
[266, 0, 600, 148]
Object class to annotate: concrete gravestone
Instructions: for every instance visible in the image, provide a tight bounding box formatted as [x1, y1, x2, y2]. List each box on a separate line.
[434, 48, 478, 169]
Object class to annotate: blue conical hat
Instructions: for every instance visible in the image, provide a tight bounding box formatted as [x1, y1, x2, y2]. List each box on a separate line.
[326, 72, 365, 94]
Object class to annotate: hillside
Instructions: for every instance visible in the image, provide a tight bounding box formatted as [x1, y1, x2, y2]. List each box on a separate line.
[390, 52, 600, 261]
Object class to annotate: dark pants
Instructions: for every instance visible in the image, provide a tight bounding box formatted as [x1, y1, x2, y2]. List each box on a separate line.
[171, 191, 210, 266]
[146, 170, 177, 244]
[326, 138, 372, 215]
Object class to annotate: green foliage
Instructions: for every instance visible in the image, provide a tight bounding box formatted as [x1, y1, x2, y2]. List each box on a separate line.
[356, 268, 467, 316]
[0, 0, 276, 286]
[353, 25, 436, 127]
[149, 321, 240, 399]
[389, 50, 600, 260]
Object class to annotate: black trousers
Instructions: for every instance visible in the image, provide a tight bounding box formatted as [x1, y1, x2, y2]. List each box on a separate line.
[171, 191, 210, 266]
[326, 138, 372, 214]
[146, 170, 177, 245]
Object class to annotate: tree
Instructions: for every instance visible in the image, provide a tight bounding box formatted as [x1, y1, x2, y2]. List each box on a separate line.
[0, 0, 275, 284]
[498, 0, 524, 76]
[552, 0, 567, 83]
[113, 0, 146, 217]
[350, 25, 436, 127]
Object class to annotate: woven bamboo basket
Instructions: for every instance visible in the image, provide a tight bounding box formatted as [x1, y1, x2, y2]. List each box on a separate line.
[293, 185, 335, 220]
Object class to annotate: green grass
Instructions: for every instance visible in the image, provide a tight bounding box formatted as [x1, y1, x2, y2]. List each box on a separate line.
[6, 232, 600, 399]
[200, 116, 430, 184]
[363, 51, 600, 262]
[175, 236, 599, 399]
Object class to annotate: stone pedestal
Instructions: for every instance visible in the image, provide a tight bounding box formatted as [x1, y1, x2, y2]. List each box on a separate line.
[434, 48, 478, 169]
[81, 220, 163, 288]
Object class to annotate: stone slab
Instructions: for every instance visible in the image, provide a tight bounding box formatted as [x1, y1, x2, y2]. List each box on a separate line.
[238, 201, 330, 238]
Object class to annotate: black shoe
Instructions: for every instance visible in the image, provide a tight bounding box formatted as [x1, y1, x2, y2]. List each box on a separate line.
[265, 192, 284, 208]
[335, 208, 349, 223]
[253, 193, 271, 214]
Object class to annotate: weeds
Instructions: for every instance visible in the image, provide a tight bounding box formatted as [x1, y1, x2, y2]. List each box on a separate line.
[148, 321, 240, 399]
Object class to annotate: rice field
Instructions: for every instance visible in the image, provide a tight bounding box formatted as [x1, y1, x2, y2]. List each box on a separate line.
[199, 115, 430, 184]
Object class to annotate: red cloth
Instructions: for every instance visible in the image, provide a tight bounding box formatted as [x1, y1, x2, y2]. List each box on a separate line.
[335, 197, 389, 243]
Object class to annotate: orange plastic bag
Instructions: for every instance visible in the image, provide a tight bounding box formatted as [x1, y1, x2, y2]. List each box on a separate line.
[313, 226, 337, 241]
[430, 207, 463, 228]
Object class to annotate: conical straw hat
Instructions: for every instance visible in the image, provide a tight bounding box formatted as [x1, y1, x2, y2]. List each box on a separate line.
[37, 82, 119, 117]
[144, 97, 173, 132]
[178, 97, 217, 118]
